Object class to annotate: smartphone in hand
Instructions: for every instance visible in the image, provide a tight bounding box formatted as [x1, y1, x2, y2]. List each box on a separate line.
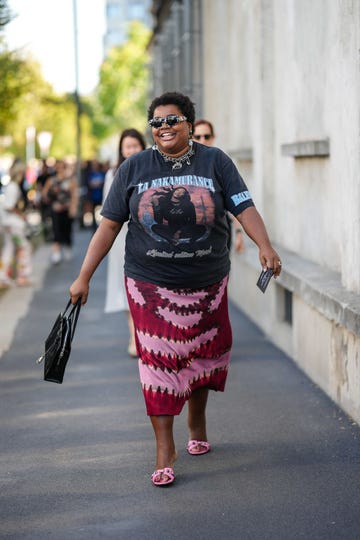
[256, 268, 274, 293]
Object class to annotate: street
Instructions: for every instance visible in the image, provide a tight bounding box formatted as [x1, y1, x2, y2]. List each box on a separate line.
[0, 228, 359, 540]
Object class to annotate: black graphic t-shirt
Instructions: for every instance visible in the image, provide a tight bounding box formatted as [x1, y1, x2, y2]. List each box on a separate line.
[101, 142, 254, 288]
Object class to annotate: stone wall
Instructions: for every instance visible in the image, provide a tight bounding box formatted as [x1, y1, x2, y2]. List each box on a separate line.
[201, 0, 360, 422]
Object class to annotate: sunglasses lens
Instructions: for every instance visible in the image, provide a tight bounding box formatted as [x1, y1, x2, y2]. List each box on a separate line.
[149, 118, 162, 128]
[165, 115, 179, 126]
[194, 134, 212, 140]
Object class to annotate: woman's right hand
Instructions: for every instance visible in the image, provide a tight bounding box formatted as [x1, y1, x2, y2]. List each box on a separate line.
[69, 276, 89, 305]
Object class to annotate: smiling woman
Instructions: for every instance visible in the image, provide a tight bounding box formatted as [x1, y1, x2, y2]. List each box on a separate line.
[148, 96, 195, 157]
[68, 90, 282, 488]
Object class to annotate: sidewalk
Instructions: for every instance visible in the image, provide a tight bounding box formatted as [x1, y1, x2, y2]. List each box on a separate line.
[0, 228, 359, 540]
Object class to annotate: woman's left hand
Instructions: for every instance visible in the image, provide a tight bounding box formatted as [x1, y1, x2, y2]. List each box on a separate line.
[259, 246, 282, 277]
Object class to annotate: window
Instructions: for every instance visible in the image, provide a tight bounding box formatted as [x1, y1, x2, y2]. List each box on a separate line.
[276, 286, 293, 325]
[284, 289, 293, 325]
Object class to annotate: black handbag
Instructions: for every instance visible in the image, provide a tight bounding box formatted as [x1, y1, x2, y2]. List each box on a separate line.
[37, 299, 81, 383]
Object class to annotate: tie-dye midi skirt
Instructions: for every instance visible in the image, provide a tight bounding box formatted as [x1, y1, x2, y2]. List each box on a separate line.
[125, 275, 232, 416]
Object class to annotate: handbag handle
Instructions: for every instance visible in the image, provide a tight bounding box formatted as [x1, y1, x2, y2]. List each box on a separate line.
[64, 298, 82, 343]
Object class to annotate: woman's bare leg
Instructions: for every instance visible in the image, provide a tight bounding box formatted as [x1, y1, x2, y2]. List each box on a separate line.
[187, 387, 209, 449]
[150, 415, 178, 480]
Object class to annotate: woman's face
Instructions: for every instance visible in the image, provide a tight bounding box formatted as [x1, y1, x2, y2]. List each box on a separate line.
[121, 136, 144, 159]
[151, 104, 192, 156]
[193, 123, 214, 147]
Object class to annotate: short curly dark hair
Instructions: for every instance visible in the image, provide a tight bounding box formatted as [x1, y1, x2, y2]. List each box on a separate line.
[147, 91, 196, 130]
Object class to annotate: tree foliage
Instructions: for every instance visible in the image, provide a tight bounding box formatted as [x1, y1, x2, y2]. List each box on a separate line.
[0, 47, 34, 135]
[94, 21, 151, 138]
[0, 8, 151, 161]
[0, 2, 33, 136]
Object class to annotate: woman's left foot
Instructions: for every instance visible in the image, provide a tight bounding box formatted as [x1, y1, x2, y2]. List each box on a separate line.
[151, 467, 175, 486]
[187, 440, 211, 455]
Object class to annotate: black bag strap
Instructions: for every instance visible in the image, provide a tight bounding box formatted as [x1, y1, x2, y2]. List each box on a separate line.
[65, 298, 82, 343]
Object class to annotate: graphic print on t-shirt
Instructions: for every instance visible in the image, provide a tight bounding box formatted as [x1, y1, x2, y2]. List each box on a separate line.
[137, 175, 215, 248]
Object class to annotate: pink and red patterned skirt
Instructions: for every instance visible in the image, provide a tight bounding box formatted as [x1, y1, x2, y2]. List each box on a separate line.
[125, 275, 232, 416]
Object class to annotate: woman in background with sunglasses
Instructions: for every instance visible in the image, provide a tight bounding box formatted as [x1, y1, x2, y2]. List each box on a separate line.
[69, 91, 281, 487]
[193, 118, 215, 145]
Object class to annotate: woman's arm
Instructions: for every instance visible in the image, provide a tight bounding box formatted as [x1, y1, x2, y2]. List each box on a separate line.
[69, 217, 122, 304]
[236, 206, 282, 277]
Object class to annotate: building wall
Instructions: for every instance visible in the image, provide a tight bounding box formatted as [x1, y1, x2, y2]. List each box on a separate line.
[202, 0, 360, 422]
[203, 0, 360, 290]
[148, 0, 360, 423]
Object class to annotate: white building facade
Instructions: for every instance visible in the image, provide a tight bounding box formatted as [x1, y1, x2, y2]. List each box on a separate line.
[149, 0, 360, 423]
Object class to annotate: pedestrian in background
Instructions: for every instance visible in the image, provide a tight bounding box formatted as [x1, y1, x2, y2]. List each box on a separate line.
[193, 118, 216, 146]
[35, 159, 55, 241]
[69, 91, 282, 487]
[193, 119, 245, 253]
[103, 128, 147, 357]
[0, 159, 33, 288]
[86, 160, 105, 232]
[42, 160, 78, 264]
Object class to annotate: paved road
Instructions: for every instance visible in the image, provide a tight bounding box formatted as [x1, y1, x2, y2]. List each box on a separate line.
[0, 228, 359, 540]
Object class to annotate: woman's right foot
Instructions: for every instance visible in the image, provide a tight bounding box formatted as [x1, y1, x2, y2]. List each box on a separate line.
[152, 450, 178, 486]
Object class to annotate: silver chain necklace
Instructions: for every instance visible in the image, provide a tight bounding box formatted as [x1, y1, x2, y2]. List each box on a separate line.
[153, 139, 195, 170]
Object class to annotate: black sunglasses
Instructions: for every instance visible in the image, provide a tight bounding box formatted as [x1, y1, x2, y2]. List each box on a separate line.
[148, 115, 187, 129]
[194, 134, 212, 140]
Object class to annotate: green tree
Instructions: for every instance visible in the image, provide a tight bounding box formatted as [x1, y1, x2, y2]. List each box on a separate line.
[0, 50, 97, 160]
[0, 47, 34, 136]
[0, 1, 97, 160]
[94, 20, 151, 139]
[0, 0, 28, 136]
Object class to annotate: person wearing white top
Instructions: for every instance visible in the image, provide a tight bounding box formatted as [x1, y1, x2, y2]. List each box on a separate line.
[103, 128, 146, 356]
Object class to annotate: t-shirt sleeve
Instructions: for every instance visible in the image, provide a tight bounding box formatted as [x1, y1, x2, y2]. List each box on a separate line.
[217, 151, 254, 216]
[101, 162, 129, 223]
